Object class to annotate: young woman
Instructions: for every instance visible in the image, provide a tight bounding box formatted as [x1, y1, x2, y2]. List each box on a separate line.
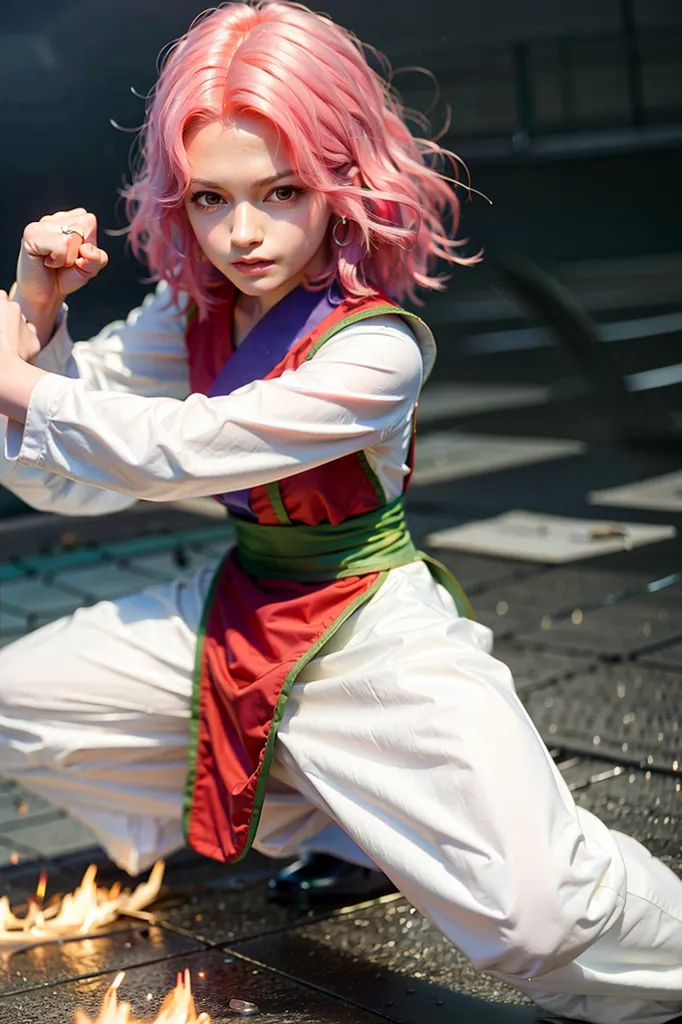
[0, 3, 680, 1021]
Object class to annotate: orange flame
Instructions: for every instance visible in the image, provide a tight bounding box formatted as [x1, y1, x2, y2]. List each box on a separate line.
[0, 860, 165, 954]
[36, 871, 48, 904]
[74, 969, 211, 1024]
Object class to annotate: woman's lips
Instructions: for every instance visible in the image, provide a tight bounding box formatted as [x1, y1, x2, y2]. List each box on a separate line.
[232, 259, 275, 276]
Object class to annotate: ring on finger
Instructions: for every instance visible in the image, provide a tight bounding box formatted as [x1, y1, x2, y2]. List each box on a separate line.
[60, 224, 86, 240]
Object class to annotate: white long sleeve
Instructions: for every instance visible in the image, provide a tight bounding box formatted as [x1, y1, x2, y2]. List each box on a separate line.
[5, 311, 425, 505]
[0, 283, 190, 516]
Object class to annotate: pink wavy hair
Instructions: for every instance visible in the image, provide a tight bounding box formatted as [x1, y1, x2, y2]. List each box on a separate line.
[126, 0, 480, 319]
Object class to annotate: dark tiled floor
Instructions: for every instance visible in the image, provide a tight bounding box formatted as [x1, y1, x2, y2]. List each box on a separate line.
[641, 640, 682, 669]
[524, 662, 682, 770]
[0, 947, 390, 1023]
[0, 924, 200, 998]
[490, 641, 596, 696]
[152, 876, 343, 947]
[232, 896, 538, 1020]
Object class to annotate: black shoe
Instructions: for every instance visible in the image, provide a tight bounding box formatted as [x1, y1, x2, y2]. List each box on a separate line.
[267, 852, 397, 906]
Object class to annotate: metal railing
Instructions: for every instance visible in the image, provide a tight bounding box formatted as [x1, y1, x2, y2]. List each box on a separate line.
[399, 26, 682, 145]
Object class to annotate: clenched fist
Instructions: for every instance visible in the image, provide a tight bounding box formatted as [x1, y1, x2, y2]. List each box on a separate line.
[11, 208, 109, 348]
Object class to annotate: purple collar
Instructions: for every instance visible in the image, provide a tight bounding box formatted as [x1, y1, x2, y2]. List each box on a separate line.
[210, 281, 342, 516]
[208, 282, 340, 400]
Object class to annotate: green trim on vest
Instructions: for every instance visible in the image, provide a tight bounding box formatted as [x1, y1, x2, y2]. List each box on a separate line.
[236, 570, 388, 861]
[266, 481, 292, 525]
[356, 450, 387, 506]
[420, 552, 475, 620]
[303, 303, 429, 508]
[260, 306, 406, 526]
[233, 497, 417, 581]
[305, 304, 399, 361]
[304, 304, 429, 362]
[182, 548, 229, 843]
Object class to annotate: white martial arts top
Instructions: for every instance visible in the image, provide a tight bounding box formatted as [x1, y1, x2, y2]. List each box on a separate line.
[0, 283, 435, 516]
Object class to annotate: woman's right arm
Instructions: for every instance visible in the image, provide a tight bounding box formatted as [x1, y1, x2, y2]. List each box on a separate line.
[1, 206, 191, 515]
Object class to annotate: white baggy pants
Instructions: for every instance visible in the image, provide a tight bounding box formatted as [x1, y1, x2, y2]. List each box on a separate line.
[1, 559, 681, 1024]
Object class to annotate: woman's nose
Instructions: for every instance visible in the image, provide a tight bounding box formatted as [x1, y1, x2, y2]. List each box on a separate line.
[231, 202, 263, 248]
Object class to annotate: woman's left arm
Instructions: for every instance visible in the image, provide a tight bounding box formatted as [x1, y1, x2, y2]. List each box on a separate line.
[1, 314, 424, 503]
[0, 284, 191, 515]
[0, 295, 53, 420]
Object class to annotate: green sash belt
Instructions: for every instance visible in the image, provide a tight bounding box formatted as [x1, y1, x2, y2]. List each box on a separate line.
[233, 497, 419, 581]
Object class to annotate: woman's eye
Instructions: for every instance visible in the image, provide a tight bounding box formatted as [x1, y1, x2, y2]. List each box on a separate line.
[270, 186, 304, 202]
[189, 186, 303, 208]
[190, 191, 224, 209]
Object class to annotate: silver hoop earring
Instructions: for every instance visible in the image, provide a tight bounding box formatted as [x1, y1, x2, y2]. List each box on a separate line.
[332, 216, 353, 248]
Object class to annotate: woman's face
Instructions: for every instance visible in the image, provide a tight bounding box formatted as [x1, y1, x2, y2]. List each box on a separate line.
[184, 115, 332, 313]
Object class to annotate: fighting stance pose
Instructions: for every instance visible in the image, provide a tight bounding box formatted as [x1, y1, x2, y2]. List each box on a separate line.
[0, 4, 680, 1021]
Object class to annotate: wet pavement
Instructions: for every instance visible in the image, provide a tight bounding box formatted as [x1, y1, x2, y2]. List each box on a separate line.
[0, 414, 681, 1021]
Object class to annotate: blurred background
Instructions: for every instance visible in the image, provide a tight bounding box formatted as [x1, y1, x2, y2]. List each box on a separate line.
[1, 0, 681, 518]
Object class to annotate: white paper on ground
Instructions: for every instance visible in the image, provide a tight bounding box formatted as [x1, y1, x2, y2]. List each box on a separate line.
[412, 432, 583, 486]
[588, 471, 682, 513]
[426, 510, 676, 563]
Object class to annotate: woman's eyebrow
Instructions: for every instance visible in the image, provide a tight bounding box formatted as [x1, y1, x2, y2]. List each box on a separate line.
[190, 169, 296, 190]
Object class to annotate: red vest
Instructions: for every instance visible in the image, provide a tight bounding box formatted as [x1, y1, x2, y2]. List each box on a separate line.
[183, 291, 427, 862]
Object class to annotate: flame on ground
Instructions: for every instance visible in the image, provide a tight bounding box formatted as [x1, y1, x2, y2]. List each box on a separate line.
[74, 969, 211, 1024]
[0, 860, 165, 954]
[35, 871, 48, 904]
